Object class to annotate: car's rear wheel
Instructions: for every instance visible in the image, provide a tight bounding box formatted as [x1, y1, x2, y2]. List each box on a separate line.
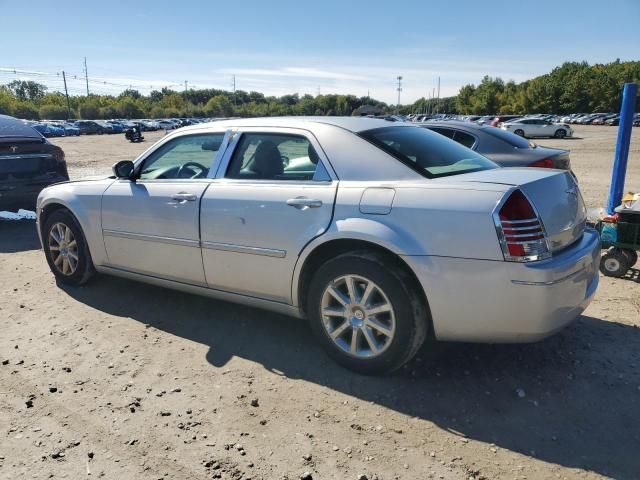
[555, 129, 566, 138]
[514, 129, 525, 137]
[599, 248, 629, 278]
[307, 251, 428, 375]
[43, 209, 94, 286]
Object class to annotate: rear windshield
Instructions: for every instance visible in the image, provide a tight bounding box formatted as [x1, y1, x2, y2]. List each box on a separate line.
[359, 126, 497, 179]
[481, 126, 534, 148]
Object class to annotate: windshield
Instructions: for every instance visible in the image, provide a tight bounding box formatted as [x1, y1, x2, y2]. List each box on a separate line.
[359, 126, 498, 178]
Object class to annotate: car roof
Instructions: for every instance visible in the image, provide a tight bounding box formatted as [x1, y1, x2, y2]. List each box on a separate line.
[0, 114, 44, 140]
[177, 116, 408, 134]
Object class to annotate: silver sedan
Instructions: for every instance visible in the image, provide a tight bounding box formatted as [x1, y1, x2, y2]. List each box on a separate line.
[36, 117, 599, 374]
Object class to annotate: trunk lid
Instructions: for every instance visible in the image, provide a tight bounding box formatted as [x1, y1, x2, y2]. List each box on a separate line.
[448, 167, 587, 251]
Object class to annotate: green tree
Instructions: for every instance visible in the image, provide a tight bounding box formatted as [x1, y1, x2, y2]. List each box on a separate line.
[7, 80, 47, 102]
[39, 104, 70, 119]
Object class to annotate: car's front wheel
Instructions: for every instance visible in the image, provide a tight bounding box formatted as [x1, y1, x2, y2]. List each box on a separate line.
[43, 209, 94, 286]
[514, 129, 525, 137]
[555, 129, 567, 138]
[307, 251, 428, 375]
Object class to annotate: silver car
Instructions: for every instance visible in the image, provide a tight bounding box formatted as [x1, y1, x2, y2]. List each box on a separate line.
[36, 117, 599, 374]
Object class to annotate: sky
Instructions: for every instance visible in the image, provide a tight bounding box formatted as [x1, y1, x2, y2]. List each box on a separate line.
[2, 0, 638, 104]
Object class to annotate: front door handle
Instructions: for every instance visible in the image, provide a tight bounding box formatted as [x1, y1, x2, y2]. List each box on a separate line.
[286, 197, 323, 209]
[171, 192, 198, 203]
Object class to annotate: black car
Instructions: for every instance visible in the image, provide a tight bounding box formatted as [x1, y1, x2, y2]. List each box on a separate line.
[75, 120, 109, 135]
[0, 115, 69, 212]
[419, 120, 572, 171]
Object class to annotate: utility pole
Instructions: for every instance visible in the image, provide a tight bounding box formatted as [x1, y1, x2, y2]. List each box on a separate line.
[184, 80, 189, 115]
[436, 76, 440, 114]
[396, 76, 403, 114]
[232, 75, 236, 106]
[62, 71, 71, 120]
[84, 57, 89, 96]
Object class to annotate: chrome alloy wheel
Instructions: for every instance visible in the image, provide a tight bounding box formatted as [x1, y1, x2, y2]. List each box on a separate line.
[48, 222, 79, 276]
[320, 275, 396, 358]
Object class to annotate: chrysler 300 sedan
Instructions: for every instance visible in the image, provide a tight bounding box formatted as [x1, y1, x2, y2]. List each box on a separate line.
[36, 117, 599, 374]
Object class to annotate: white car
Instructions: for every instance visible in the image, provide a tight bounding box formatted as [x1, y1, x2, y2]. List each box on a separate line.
[36, 117, 598, 374]
[501, 118, 573, 138]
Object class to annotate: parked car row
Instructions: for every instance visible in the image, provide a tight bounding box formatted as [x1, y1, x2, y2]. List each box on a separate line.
[16, 117, 217, 138]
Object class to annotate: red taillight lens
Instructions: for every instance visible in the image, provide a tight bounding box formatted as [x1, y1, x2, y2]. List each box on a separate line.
[495, 189, 550, 262]
[529, 158, 553, 168]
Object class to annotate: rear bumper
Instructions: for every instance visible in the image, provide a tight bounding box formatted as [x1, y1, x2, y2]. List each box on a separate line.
[403, 228, 600, 342]
[0, 176, 68, 212]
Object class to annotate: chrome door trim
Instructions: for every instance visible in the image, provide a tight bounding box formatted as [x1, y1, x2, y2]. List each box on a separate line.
[103, 229, 200, 248]
[201, 240, 286, 258]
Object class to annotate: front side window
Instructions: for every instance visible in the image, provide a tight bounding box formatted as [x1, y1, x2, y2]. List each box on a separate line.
[360, 126, 497, 179]
[226, 133, 328, 181]
[139, 133, 224, 180]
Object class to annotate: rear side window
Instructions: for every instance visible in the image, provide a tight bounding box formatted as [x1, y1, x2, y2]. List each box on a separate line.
[226, 133, 328, 181]
[360, 126, 497, 179]
[453, 130, 476, 148]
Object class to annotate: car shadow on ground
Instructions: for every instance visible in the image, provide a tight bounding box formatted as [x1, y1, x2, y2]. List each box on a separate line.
[61, 274, 640, 479]
[0, 219, 41, 253]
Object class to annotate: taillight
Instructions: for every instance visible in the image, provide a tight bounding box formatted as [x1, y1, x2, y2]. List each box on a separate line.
[494, 189, 550, 262]
[529, 158, 554, 168]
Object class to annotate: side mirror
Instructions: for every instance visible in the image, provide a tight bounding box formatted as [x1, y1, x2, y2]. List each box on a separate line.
[112, 160, 135, 179]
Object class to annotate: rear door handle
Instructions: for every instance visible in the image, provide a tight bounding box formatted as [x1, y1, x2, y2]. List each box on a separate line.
[286, 197, 323, 209]
[171, 192, 198, 202]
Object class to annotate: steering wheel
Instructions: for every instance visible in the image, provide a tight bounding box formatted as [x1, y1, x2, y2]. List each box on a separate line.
[176, 162, 207, 179]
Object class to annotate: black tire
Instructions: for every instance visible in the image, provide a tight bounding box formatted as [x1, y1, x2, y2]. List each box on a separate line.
[97, 129, 104, 135]
[514, 129, 525, 137]
[554, 129, 566, 138]
[622, 249, 638, 267]
[599, 248, 629, 278]
[306, 251, 428, 375]
[43, 209, 94, 286]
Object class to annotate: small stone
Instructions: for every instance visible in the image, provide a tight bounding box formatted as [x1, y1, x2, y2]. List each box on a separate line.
[1, 359, 9, 365]
[516, 388, 526, 398]
[49, 387, 58, 393]
[170, 388, 182, 393]
[430, 451, 436, 457]
[302, 454, 312, 462]
[357, 475, 369, 480]
[25, 399, 34, 408]
[300, 472, 313, 480]
[250, 398, 259, 407]
[332, 445, 339, 451]
[186, 408, 192, 414]
[259, 419, 267, 425]
[160, 410, 171, 416]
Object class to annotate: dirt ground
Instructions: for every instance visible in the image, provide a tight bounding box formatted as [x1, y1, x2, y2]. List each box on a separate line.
[1, 125, 639, 480]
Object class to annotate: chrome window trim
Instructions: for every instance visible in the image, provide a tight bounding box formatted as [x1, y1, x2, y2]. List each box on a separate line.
[132, 129, 230, 180]
[213, 126, 338, 182]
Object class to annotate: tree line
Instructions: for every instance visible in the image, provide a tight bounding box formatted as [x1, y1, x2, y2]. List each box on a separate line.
[0, 59, 637, 120]
[454, 60, 640, 115]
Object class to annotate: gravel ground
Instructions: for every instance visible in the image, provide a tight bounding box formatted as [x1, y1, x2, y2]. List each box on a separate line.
[1, 125, 639, 480]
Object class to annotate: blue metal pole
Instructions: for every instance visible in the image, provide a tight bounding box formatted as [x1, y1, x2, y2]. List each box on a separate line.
[607, 82, 638, 214]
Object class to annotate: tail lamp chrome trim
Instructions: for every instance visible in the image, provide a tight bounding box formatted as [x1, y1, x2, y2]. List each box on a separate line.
[492, 187, 551, 263]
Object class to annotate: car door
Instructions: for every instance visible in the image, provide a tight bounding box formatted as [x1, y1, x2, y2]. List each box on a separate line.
[101, 131, 227, 285]
[200, 128, 338, 303]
